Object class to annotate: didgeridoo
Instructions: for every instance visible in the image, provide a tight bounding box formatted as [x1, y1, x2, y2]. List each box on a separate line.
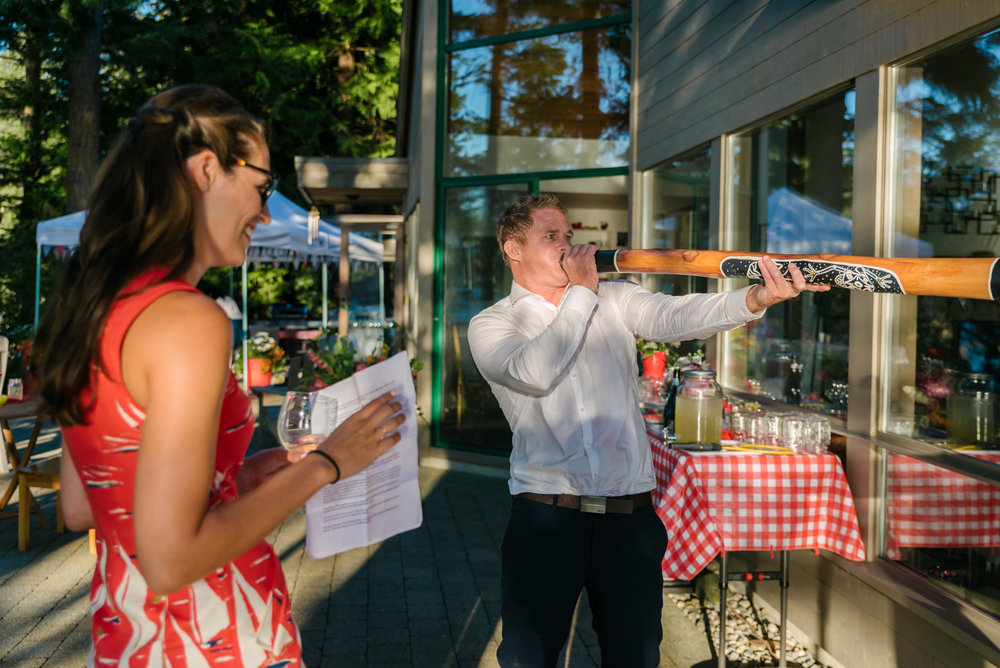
[593, 249, 1000, 302]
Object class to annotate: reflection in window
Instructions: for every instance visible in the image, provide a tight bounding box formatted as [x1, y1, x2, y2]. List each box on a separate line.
[882, 450, 1000, 617]
[439, 184, 525, 452]
[723, 90, 856, 414]
[439, 178, 628, 452]
[885, 29, 1000, 447]
[449, 0, 630, 43]
[642, 147, 711, 297]
[446, 25, 630, 177]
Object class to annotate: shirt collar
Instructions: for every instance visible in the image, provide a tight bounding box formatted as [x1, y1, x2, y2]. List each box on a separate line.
[509, 280, 571, 306]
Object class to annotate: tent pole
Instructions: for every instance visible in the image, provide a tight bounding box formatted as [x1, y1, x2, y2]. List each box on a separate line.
[241, 259, 249, 390]
[34, 244, 42, 332]
[338, 230, 350, 337]
[378, 233, 386, 323]
[322, 262, 329, 331]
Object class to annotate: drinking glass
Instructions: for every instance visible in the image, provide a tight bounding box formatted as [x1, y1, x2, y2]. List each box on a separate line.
[748, 411, 770, 445]
[779, 414, 806, 453]
[729, 408, 751, 443]
[804, 416, 831, 453]
[277, 391, 324, 454]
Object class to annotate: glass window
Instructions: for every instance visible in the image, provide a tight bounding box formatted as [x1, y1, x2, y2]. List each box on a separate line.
[449, 0, 630, 43]
[884, 29, 1000, 446]
[439, 183, 525, 452]
[641, 147, 712, 297]
[881, 449, 1000, 617]
[438, 176, 628, 451]
[723, 90, 856, 414]
[446, 25, 630, 177]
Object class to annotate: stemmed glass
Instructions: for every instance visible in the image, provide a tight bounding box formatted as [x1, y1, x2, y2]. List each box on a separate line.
[277, 391, 324, 454]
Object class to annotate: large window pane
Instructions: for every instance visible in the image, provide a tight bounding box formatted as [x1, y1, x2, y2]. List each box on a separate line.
[446, 25, 630, 177]
[884, 29, 1000, 446]
[449, 0, 630, 43]
[439, 176, 628, 452]
[641, 147, 711, 297]
[723, 91, 855, 414]
[439, 184, 524, 452]
[882, 450, 1000, 617]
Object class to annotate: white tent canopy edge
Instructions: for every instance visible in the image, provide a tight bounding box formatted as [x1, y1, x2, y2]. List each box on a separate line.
[34, 192, 385, 384]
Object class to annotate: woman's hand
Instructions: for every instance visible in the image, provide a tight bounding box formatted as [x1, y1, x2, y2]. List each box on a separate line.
[746, 255, 831, 313]
[314, 390, 407, 482]
[236, 448, 299, 495]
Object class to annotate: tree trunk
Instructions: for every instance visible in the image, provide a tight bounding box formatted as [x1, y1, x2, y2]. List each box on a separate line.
[21, 37, 43, 224]
[66, 8, 102, 212]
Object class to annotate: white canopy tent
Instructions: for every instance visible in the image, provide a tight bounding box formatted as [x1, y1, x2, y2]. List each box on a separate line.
[34, 192, 385, 379]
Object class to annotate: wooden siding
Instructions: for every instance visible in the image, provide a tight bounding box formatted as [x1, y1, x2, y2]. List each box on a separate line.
[636, 0, 1000, 169]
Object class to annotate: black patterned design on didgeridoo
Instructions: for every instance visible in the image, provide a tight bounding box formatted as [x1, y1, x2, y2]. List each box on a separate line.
[721, 257, 905, 294]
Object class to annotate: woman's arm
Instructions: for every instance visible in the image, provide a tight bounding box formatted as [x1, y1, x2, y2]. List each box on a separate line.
[59, 447, 94, 531]
[125, 291, 403, 594]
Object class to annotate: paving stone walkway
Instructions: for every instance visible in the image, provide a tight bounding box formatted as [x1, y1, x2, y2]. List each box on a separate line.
[0, 412, 705, 667]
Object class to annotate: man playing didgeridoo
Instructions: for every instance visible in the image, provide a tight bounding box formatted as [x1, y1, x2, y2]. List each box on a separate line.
[468, 193, 828, 667]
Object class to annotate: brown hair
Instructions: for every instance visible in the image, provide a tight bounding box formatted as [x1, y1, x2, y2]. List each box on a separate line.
[496, 193, 566, 266]
[33, 85, 266, 425]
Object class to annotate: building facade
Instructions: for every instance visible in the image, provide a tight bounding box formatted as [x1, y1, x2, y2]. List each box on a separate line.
[386, 1, 1000, 665]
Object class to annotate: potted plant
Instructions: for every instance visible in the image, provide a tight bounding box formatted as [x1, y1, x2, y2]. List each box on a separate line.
[302, 330, 423, 390]
[234, 331, 289, 386]
[636, 338, 679, 379]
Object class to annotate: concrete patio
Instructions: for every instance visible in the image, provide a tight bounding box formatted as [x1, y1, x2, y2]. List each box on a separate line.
[0, 409, 717, 667]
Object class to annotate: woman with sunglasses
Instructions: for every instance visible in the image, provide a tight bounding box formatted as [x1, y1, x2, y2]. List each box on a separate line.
[32, 85, 405, 666]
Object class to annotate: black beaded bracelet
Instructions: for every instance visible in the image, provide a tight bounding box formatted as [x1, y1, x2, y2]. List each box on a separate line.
[309, 450, 341, 484]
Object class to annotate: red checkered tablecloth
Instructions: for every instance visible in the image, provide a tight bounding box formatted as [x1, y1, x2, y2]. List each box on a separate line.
[884, 452, 1000, 559]
[649, 432, 867, 580]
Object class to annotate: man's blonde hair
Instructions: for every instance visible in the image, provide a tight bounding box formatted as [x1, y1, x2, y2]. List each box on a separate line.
[496, 193, 566, 267]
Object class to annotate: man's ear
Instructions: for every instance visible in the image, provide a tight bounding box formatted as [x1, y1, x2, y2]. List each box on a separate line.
[504, 238, 521, 263]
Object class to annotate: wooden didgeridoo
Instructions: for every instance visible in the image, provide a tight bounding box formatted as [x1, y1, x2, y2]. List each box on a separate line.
[593, 249, 1000, 302]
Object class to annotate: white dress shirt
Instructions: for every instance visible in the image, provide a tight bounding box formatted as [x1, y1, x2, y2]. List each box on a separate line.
[468, 279, 762, 496]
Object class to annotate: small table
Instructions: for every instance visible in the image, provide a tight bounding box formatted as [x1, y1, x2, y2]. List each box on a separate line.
[885, 451, 1000, 559]
[649, 431, 866, 667]
[1, 398, 49, 522]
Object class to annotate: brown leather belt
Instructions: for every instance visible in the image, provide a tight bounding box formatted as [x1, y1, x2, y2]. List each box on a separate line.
[514, 491, 653, 515]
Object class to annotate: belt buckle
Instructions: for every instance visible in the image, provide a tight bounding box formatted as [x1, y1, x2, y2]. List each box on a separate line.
[580, 495, 607, 514]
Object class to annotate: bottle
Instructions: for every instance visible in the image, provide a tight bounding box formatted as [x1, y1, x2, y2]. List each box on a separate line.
[947, 373, 996, 445]
[674, 370, 723, 444]
[662, 368, 681, 439]
[784, 361, 803, 405]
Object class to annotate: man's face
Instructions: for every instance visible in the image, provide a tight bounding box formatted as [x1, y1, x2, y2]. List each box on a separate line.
[505, 208, 574, 290]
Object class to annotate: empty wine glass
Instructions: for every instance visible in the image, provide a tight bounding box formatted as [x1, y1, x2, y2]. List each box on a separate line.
[277, 391, 324, 454]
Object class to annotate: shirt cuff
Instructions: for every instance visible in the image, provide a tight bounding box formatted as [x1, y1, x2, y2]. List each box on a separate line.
[732, 285, 766, 322]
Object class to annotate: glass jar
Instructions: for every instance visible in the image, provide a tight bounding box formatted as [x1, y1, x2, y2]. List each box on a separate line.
[674, 369, 723, 444]
[947, 373, 996, 445]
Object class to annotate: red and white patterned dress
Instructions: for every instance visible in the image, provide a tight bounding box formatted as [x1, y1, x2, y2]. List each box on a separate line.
[62, 269, 303, 667]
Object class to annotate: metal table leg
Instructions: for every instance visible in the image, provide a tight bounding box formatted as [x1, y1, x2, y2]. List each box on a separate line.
[718, 551, 727, 668]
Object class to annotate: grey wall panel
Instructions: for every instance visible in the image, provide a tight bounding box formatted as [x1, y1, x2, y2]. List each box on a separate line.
[636, 0, 1000, 169]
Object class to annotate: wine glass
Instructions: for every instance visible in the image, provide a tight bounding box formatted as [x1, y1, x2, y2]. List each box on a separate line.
[277, 391, 324, 454]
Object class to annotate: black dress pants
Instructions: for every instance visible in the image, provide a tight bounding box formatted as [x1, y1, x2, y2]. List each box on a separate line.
[496, 496, 669, 667]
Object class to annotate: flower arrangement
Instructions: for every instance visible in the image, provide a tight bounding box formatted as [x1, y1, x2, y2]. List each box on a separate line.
[302, 329, 423, 391]
[636, 338, 680, 361]
[234, 331, 289, 376]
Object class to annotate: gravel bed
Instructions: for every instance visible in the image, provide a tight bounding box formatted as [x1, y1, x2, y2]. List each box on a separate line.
[668, 591, 831, 667]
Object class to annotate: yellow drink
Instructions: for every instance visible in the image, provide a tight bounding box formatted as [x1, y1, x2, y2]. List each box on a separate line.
[675, 394, 723, 443]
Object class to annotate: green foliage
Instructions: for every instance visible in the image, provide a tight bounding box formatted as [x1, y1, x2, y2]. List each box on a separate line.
[0, 0, 403, 337]
[303, 327, 422, 390]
